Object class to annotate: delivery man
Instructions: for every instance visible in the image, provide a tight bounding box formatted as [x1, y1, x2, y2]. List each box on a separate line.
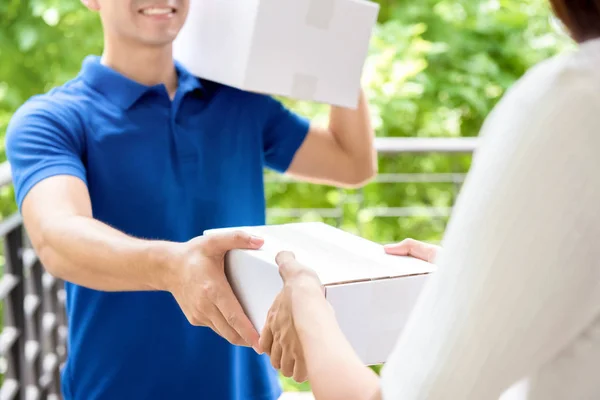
[5, 0, 376, 399]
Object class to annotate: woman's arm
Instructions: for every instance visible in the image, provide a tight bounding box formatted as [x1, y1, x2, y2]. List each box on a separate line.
[293, 239, 442, 400]
[265, 131, 600, 400]
[293, 280, 381, 400]
[261, 242, 441, 400]
[379, 70, 600, 399]
[262, 58, 600, 399]
[259, 252, 381, 400]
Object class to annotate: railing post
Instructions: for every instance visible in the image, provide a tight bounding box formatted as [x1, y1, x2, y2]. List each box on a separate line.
[55, 279, 68, 366]
[27, 258, 45, 397]
[3, 223, 26, 400]
[42, 273, 62, 396]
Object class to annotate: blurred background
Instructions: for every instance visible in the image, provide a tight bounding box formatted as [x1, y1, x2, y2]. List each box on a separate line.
[0, 0, 572, 396]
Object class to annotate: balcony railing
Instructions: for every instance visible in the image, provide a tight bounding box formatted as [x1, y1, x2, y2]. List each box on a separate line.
[0, 167, 67, 399]
[0, 137, 476, 400]
[265, 137, 476, 240]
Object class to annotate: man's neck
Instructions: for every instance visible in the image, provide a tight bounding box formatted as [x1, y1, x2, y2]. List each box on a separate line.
[101, 41, 179, 99]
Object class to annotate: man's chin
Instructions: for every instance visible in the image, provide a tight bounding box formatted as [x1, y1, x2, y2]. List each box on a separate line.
[136, 28, 182, 47]
[142, 34, 180, 48]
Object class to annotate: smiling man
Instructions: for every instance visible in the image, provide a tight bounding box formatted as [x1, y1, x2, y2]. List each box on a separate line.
[4, 0, 376, 399]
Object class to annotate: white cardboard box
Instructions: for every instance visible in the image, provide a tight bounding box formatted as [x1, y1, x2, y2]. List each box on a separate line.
[173, 0, 380, 108]
[205, 222, 436, 365]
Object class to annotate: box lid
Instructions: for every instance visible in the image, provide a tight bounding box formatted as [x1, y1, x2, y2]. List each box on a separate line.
[205, 222, 435, 285]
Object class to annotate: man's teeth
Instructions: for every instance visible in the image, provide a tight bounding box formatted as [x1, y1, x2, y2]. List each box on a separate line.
[142, 8, 174, 15]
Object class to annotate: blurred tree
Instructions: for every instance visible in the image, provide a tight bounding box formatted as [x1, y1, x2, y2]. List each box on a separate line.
[269, 0, 571, 247]
[0, 0, 102, 217]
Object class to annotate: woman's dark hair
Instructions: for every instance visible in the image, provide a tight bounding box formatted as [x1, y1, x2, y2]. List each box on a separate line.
[549, 0, 600, 42]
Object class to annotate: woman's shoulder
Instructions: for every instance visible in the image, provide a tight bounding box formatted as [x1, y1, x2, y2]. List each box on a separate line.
[478, 44, 600, 152]
[500, 43, 600, 118]
[464, 43, 600, 207]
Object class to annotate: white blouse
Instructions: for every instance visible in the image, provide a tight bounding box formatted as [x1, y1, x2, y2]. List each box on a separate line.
[380, 38, 600, 399]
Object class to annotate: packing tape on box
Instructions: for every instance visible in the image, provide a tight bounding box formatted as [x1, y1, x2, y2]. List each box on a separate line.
[294, 0, 335, 101]
[305, 0, 335, 30]
[291, 73, 318, 101]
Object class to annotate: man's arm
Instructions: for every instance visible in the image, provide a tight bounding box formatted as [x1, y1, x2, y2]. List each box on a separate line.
[287, 90, 377, 187]
[22, 175, 170, 291]
[22, 175, 263, 350]
[6, 100, 263, 350]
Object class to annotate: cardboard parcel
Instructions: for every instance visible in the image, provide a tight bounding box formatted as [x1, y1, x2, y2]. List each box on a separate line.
[173, 0, 380, 108]
[205, 222, 436, 365]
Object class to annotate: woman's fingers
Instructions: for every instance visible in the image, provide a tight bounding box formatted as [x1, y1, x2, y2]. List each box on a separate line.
[259, 324, 274, 355]
[292, 356, 308, 383]
[384, 238, 441, 263]
[270, 342, 283, 370]
[280, 349, 295, 378]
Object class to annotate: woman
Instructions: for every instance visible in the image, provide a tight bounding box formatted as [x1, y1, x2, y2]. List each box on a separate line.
[258, 1, 600, 399]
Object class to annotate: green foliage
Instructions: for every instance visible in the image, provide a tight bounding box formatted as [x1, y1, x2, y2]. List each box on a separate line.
[0, 0, 572, 393]
[0, 0, 103, 112]
[270, 0, 571, 246]
[0, 111, 16, 218]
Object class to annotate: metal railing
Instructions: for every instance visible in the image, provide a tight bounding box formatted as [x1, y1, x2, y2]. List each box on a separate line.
[0, 167, 67, 399]
[0, 137, 476, 399]
[266, 137, 477, 239]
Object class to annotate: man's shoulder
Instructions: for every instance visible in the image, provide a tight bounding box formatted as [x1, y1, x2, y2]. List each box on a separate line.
[9, 78, 91, 132]
[6, 78, 92, 151]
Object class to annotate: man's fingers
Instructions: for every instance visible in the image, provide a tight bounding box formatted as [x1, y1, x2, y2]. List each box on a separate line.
[271, 342, 283, 370]
[384, 238, 440, 263]
[213, 283, 260, 351]
[209, 305, 248, 347]
[205, 320, 226, 342]
[189, 304, 238, 344]
[204, 230, 264, 255]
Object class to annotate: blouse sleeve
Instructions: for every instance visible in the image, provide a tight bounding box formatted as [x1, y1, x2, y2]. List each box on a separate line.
[380, 59, 600, 399]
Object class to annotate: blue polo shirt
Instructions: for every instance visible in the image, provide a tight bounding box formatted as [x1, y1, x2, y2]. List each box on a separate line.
[5, 55, 310, 400]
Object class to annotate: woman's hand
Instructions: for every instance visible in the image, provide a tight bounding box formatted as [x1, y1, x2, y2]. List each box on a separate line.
[259, 251, 324, 383]
[259, 239, 439, 384]
[384, 238, 442, 264]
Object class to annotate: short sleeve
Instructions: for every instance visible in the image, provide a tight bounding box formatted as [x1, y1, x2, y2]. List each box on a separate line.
[260, 96, 310, 173]
[5, 97, 87, 209]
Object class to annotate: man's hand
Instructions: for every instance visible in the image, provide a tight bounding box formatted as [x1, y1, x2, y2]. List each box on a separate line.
[259, 251, 324, 383]
[164, 231, 264, 352]
[384, 238, 442, 264]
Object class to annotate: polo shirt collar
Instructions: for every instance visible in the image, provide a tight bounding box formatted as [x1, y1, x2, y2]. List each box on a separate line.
[79, 55, 204, 109]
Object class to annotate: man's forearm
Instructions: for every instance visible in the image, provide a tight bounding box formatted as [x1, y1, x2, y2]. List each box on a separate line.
[37, 215, 174, 292]
[293, 284, 381, 400]
[328, 89, 377, 177]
